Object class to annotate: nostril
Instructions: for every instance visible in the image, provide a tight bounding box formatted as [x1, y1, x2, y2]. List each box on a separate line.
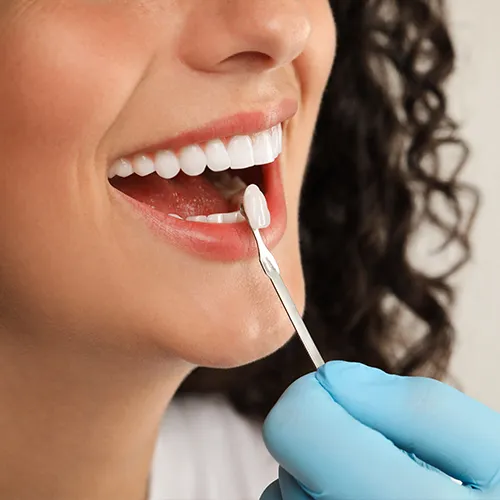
[178, 1, 311, 74]
[221, 51, 275, 71]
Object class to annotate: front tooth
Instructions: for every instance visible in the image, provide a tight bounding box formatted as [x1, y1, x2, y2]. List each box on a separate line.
[205, 139, 231, 172]
[108, 166, 117, 179]
[207, 213, 225, 223]
[179, 145, 207, 176]
[270, 126, 280, 158]
[155, 150, 180, 179]
[132, 155, 155, 176]
[222, 211, 245, 223]
[205, 212, 246, 223]
[113, 158, 134, 178]
[186, 215, 208, 222]
[227, 135, 255, 169]
[252, 130, 275, 165]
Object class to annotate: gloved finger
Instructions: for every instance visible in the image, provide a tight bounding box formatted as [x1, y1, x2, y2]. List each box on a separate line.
[260, 481, 282, 500]
[263, 373, 473, 500]
[317, 361, 500, 489]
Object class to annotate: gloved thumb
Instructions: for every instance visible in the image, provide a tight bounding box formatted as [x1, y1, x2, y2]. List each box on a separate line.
[262, 362, 466, 500]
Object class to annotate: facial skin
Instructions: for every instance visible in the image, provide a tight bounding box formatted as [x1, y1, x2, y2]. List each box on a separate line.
[0, 1, 336, 499]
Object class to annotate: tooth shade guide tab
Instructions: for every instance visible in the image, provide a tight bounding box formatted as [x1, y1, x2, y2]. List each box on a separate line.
[242, 184, 271, 230]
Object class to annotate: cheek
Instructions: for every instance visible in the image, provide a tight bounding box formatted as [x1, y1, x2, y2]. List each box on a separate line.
[275, 0, 335, 320]
[298, 1, 336, 101]
[0, 5, 156, 164]
[286, 0, 336, 201]
[0, 6, 158, 335]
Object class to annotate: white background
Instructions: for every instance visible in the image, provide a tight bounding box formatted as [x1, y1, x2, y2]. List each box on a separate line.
[446, 1, 500, 410]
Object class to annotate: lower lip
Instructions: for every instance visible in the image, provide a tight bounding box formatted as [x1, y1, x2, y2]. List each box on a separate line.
[110, 158, 287, 261]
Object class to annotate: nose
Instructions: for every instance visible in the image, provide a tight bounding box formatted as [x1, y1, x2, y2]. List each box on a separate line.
[178, 0, 312, 73]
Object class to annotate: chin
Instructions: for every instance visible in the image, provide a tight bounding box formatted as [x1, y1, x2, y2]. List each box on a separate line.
[201, 310, 299, 369]
[170, 302, 301, 370]
[153, 262, 306, 370]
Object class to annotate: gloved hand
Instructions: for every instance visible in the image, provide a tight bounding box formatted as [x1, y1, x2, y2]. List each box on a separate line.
[260, 361, 500, 500]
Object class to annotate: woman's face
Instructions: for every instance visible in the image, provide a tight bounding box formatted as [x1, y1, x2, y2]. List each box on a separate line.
[0, 0, 335, 367]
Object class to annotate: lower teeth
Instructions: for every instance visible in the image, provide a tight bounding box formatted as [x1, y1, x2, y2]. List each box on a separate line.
[166, 172, 248, 224]
[168, 211, 245, 224]
[165, 172, 251, 224]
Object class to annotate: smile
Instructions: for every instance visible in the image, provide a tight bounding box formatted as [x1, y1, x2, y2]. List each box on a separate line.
[107, 102, 296, 260]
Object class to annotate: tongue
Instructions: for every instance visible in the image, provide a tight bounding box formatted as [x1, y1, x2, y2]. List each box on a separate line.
[110, 173, 235, 218]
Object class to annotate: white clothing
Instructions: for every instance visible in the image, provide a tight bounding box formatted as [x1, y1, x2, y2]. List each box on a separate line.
[148, 395, 278, 500]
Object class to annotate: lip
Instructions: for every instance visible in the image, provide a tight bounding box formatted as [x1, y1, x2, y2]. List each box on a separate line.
[106, 100, 296, 260]
[110, 157, 286, 261]
[111, 98, 298, 160]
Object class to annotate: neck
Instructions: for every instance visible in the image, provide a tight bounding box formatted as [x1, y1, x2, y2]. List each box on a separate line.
[0, 329, 191, 500]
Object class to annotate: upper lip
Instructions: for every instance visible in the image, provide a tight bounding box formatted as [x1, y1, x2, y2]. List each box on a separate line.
[112, 98, 298, 161]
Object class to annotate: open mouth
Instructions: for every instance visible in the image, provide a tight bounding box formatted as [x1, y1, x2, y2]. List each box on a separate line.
[108, 124, 282, 224]
[107, 120, 287, 261]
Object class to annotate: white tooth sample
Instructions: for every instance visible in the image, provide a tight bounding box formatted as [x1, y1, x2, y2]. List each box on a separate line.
[167, 214, 183, 219]
[207, 213, 225, 223]
[243, 184, 271, 230]
[205, 139, 231, 172]
[112, 158, 134, 178]
[270, 125, 280, 159]
[277, 123, 283, 152]
[155, 150, 180, 179]
[252, 130, 275, 165]
[227, 135, 255, 169]
[179, 145, 207, 176]
[132, 155, 155, 176]
[186, 215, 208, 222]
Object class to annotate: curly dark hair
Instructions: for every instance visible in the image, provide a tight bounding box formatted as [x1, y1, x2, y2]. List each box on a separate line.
[177, 0, 479, 421]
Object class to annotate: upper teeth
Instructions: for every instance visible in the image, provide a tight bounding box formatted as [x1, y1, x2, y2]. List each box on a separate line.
[108, 123, 283, 179]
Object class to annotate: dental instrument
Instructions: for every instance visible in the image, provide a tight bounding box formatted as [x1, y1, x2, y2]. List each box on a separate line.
[241, 184, 325, 369]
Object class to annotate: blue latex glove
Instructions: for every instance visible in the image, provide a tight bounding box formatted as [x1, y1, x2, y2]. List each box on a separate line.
[260, 361, 500, 500]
